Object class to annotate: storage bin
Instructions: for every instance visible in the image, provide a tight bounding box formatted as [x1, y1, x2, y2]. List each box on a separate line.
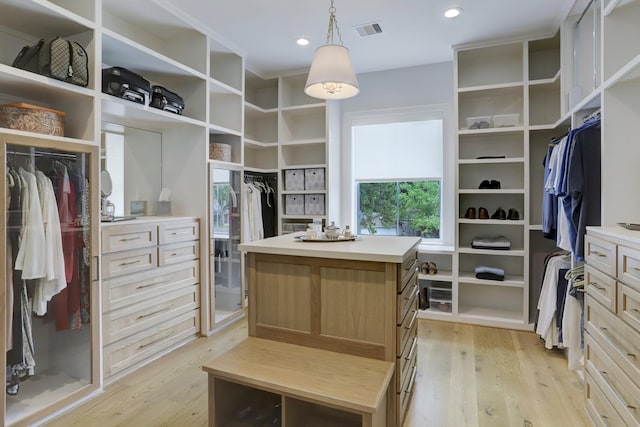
[429, 288, 452, 301]
[492, 113, 519, 127]
[430, 299, 451, 312]
[304, 194, 325, 215]
[304, 168, 325, 190]
[285, 169, 305, 191]
[465, 116, 492, 129]
[0, 103, 65, 136]
[210, 142, 231, 161]
[285, 194, 304, 215]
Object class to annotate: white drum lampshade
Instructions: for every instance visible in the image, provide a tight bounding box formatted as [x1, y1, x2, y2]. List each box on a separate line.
[304, 44, 359, 99]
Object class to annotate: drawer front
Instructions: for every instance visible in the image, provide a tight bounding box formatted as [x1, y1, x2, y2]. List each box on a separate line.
[103, 285, 200, 346]
[585, 264, 617, 313]
[397, 295, 418, 355]
[396, 334, 417, 390]
[586, 297, 640, 388]
[103, 260, 199, 313]
[158, 220, 199, 245]
[618, 245, 640, 289]
[396, 364, 417, 427]
[397, 281, 418, 324]
[585, 235, 616, 278]
[159, 240, 200, 266]
[104, 309, 200, 378]
[618, 282, 640, 333]
[585, 332, 640, 426]
[399, 254, 418, 292]
[102, 223, 157, 254]
[101, 247, 157, 279]
[585, 371, 627, 427]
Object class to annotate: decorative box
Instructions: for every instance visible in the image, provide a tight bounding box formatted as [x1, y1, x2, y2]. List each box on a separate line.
[304, 168, 325, 190]
[285, 194, 304, 215]
[285, 169, 305, 191]
[492, 113, 520, 128]
[304, 194, 325, 215]
[210, 142, 231, 161]
[0, 102, 65, 136]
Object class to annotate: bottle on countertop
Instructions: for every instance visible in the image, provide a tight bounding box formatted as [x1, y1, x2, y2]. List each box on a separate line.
[344, 225, 351, 238]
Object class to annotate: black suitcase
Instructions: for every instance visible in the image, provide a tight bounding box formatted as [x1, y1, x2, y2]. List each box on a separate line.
[150, 85, 185, 115]
[102, 67, 151, 105]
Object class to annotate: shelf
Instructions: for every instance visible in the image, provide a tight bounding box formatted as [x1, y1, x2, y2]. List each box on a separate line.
[282, 190, 327, 195]
[458, 126, 525, 135]
[528, 69, 561, 86]
[210, 78, 242, 96]
[280, 138, 326, 146]
[0, 0, 95, 38]
[458, 189, 525, 194]
[0, 127, 97, 147]
[244, 138, 277, 148]
[458, 247, 525, 256]
[245, 102, 278, 115]
[458, 157, 525, 165]
[457, 81, 524, 93]
[458, 273, 525, 287]
[418, 271, 453, 281]
[458, 219, 525, 226]
[604, 53, 640, 88]
[101, 95, 206, 131]
[457, 307, 524, 324]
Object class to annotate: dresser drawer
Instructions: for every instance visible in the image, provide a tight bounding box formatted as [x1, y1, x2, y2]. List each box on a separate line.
[101, 246, 157, 279]
[586, 332, 640, 426]
[396, 334, 417, 390]
[618, 282, 640, 334]
[102, 223, 157, 254]
[586, 297, 640, 388]
[399, 252, 418, 292]
[158, 220, 199, 245]
[103, 285, 200, 346]
[618, 245, 640, 290]
[585, 264, 617, 313]
[397, 281, 418, 324]
[396, 364, 417, 426]
[585, 235, 616, 278]
[159, 240, 200, 266]
[103, 260, 199, 313]
[104, 309, 200, 378]
[397, 295, 418, 355]
[585, 371, 627, 427]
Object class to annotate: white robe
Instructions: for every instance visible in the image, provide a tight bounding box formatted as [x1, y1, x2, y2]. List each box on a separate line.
[14, 169, 46, 280]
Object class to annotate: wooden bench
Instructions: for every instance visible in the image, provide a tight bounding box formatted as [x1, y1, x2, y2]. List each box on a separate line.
[202, 337, 394, 427]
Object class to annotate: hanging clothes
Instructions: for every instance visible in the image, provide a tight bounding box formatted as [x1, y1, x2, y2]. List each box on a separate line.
[14, 168, 46, 280]
[535, 252, 571, 349]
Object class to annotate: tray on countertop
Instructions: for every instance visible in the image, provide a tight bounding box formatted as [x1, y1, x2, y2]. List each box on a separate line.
[294, 235, 359, 242]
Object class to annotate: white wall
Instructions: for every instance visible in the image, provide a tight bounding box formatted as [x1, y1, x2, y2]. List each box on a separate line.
[337, 62, 455, 246]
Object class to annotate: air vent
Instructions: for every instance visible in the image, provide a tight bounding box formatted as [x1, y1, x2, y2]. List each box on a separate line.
[354, 22, 383, 37]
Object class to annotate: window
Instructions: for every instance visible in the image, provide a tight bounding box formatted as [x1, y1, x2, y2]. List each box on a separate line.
[349, 110, 445, 241]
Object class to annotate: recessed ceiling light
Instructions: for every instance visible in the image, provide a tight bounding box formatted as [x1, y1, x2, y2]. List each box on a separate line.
[444, 7, 462, 18]
[296, 38, 309, 46]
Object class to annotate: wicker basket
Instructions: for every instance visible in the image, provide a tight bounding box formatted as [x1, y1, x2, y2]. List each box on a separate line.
[210, 142, 231, 161]
[0, 103, 65, 136]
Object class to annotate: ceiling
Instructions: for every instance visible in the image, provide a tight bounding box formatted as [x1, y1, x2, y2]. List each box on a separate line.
[172, 0, 579, 79]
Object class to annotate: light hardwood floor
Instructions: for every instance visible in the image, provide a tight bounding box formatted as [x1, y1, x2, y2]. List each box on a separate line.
[44, 319, 590, 427]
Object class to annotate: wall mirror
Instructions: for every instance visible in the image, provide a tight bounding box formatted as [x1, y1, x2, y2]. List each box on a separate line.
[101, 122, 163, 217]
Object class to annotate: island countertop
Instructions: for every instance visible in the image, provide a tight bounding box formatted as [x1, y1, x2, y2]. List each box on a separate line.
[238, 232, 421, 263]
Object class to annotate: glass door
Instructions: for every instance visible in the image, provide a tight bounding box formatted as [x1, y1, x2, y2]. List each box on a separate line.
[3, 138, 99, 425]
[209, 164, 242, 328]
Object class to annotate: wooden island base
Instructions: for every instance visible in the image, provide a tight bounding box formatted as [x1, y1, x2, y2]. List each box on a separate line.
[202, 337, 394, 427]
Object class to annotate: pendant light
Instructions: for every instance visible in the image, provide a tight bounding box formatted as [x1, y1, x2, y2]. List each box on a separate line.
[304, 0, 359, 100]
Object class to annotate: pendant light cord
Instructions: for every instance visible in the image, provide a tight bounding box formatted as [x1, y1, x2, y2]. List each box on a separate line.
[325, 0, 344, 45]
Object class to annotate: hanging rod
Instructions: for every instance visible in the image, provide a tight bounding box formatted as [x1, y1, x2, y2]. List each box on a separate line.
[7, 150, 78, 159]
[575, 0, 596, 27]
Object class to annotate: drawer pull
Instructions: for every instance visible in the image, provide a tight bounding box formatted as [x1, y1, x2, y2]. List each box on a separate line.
[406, 310, 418, 330]
[600, 415, 609, 426]
[137, 305, 173, 320]
[630, 308, 640, 320]
[591, 250, 608, 258]
[139, 332, 174, 349]
[119, 236, 141, 241]
[137, 277, 171, 290]
[171, 231, 191, 235]
[406, 337, 417, 361]
[120, 260, 141, 266]
[632, 267, 640, 272]
[601, 327, 637, 358]
[404, 285, 418, 301]
[590, 281, 606, 291]
[405, 365, 418, 394]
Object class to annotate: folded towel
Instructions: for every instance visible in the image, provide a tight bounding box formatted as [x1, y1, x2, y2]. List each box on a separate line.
[474, 265, 505, 276]
[471, 235, 511, 250]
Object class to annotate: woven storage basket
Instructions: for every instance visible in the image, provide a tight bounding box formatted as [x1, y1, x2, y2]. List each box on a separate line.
[210, 142, 231, 161]
[0, 103, 65, 136]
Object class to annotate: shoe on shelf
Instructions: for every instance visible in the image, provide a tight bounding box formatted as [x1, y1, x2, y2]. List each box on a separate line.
[428, 262, 438, 275]
[420, 262, 429, 275]
[419, 287, 429, 310]
[464, 207, 476, 219]
[489, 179, 501, 189]
[478, 207, 490, 219]
[491, 207, 507, 220]
[479, 180, 491, 189]
[508, 208, 520, 220]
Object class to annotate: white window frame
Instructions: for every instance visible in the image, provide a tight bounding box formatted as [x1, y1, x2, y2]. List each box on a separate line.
[340, 104, 455, 247]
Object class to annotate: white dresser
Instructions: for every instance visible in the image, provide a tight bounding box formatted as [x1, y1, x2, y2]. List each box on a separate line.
[101, 217, 201, 379]
[584, 226, 640, 426]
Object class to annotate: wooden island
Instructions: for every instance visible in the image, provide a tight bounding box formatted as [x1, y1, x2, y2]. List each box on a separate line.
[204, 233, 421, 426]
